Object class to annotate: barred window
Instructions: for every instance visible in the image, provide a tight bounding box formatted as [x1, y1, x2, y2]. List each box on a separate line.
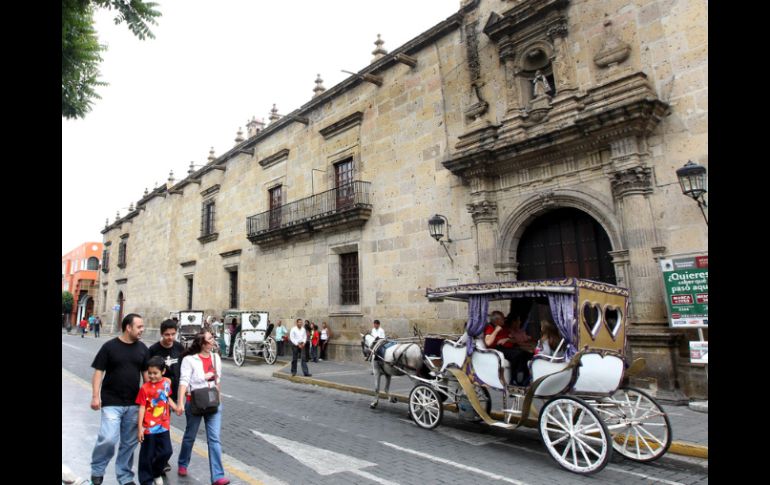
[102, 250, 110, 273]
[186, 277, 193, 310]
[117, 241, 127, 268]
[340, 252, 359, 305]
[201, 199, 216, 236]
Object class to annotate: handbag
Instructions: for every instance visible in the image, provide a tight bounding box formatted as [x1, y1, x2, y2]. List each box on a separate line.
[190, 355, 220, 416]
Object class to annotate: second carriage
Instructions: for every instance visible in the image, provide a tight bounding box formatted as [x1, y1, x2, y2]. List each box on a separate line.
[223, 310, 278, 366]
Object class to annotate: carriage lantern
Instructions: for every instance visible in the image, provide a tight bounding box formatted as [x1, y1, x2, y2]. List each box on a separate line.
[676, 160, 708, 224]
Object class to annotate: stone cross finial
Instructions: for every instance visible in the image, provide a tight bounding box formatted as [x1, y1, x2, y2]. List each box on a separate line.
[313, 74, 326, 97]
[235, 127, 245, 143]
[371, 34, 387, 63]
[269, 104, 280, 123]
[208, 147, 216, 162]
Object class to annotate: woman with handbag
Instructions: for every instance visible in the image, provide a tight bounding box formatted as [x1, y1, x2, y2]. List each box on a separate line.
[175, 331, 230, 485]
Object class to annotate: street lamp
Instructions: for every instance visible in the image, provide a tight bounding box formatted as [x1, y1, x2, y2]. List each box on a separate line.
[428, 214, 453, 262]
[676, 161, 708, 225]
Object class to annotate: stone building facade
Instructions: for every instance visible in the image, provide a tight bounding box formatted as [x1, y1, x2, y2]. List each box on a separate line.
[97, 0, 707, 401]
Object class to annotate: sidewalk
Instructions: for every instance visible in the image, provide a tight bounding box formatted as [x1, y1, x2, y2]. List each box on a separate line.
[62, 368, 272, 485]
[273, 359, 708, 458]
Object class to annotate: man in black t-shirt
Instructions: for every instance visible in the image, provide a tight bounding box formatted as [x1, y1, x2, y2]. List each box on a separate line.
[89, 313, 149, 485]
[148, 319, 184, 474]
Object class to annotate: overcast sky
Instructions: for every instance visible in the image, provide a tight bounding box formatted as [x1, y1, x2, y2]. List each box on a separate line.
[62, 0, 458, 255]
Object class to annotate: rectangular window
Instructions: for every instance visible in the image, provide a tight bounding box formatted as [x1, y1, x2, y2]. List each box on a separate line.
[102, 249, 110, 273]
[340, 252, 359, 305]
[201, 199, 216, 236]
[118, 241, 127, 268]
[102, 290, 107, 312]
[335, 159, 354, 209]
[269, 185, 283, 229]
[186, 277, 194, 310]
[71, 260, 77, 274]
[229, 270, 238, 309]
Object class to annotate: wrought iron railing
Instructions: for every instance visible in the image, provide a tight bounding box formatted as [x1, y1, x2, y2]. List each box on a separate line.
[247, 181, 371, 236]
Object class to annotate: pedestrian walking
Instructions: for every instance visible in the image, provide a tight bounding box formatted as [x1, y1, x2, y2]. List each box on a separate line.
[89, 313, 150, 485]
[148, 319, 184, 474]
[136, 356, 179, 485]
[176, 331, 230, 485]
[274, 320, 287, 357]
[93, 315, 102, 338]
[319, 322, 332, 361]
[310, 323, 320, 363]
[80, 316, 89, 338]
[290, 319, 311, 377]
[89, 314, 96, 333]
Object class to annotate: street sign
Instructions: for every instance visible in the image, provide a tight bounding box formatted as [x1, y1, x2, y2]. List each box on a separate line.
[660, 255, 708, 328]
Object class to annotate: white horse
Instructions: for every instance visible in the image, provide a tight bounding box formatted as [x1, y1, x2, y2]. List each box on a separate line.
[361, 333, 427, 409]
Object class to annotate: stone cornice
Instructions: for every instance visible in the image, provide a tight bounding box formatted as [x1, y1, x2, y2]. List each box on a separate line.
[444, 72, 669, 179]
[120, 233, 130, 240]
[115, 278, 128, 284]
[258, 149, 290, 168]
[467, 200, 498, 224]
[180, 260, 196, 267]
[319, 112, 364, 140]
[483, 0, 570, 43]
[219, 249, 242, 258]
[201, 184, 221, 198]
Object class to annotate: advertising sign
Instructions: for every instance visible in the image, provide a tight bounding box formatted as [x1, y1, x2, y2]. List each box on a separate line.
[660, 255, 708, 328]
[689, 341, 708, 364]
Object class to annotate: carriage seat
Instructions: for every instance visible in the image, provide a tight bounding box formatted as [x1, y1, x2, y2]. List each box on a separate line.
[472, 336, 511, 390]
[474, 336, 511, 369]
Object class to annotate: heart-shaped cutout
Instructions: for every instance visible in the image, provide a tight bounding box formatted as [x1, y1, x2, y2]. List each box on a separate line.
[582, 301, 602, 339]
[604, 306, 623, 339]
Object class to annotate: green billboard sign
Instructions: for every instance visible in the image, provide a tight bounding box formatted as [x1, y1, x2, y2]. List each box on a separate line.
[659, 255, 708, 328]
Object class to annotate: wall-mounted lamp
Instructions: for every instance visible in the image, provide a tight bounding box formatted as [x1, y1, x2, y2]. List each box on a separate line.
[428, 214, 453, 262]
[676, 160, 708, 225]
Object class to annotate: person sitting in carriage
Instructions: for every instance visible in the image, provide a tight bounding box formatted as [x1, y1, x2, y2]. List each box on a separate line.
[483, 310, 535, 385]
[534, 319, 565, 360]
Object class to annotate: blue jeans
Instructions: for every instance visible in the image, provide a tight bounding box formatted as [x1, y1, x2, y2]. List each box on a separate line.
[178, 401, 225, 482]
[91, 405, 140, 484]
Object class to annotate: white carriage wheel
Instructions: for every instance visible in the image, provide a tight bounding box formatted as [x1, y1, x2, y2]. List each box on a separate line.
[264, 337, 277, 365]
[600, 387, 672, 462]
[233, 335, 246, 367]
[539, 396, 612, 474]
[409, 385, 443, 430]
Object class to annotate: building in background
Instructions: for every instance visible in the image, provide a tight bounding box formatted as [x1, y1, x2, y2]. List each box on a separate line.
[62, 242, 103, 326]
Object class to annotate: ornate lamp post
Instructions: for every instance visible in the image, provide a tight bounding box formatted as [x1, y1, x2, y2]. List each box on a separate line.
[428, 214, 453, 262]
[676, 160, 708, 225]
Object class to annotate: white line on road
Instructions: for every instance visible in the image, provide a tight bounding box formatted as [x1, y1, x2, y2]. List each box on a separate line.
[350, 469, 401, 485]
[62, 342, 87, 352]
[380, 441, 530, 485]
[495, 442, 687, 485]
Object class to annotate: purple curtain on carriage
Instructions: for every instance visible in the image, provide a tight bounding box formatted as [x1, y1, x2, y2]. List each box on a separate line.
[465, 295, 489, 355]
[548, 292, 578, 358]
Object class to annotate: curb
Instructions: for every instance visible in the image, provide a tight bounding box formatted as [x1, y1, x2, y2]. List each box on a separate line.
[273, 371, 708, 460]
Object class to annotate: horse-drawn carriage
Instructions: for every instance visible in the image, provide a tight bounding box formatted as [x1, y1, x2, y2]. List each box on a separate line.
[225, 310, 277, 366]
[176, 311, 204, 349]
[362, 278, 671, 475]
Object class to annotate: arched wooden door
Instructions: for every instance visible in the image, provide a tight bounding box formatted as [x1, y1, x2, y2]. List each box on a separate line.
[516, 208, 616, 284]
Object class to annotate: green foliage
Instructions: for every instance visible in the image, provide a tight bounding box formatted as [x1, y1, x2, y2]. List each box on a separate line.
[62, 0, 161, 119]
[62, 291, 74, 312]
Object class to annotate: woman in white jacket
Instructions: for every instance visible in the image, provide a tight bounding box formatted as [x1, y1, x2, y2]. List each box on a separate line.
[175, 331, 230, 485]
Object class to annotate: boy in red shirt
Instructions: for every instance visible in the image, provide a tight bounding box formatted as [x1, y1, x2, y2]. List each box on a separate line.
[136, 356, 179, 485]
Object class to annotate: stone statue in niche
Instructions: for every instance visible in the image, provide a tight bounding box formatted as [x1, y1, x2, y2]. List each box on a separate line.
[533, 70, 551, 98]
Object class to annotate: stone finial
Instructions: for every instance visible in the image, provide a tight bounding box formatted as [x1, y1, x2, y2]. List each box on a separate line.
[208, 147, 216, 162]
[235, 127, 245, 144]
[128, 202, 134, 212]
[594, 18, 631, 69]
[188, 162, 195, 175]
[105, 218, 109, 227]
[269, 104, 280, 123]
[371, 34, 388, 63]
[143, 187, 149, 197]
[168, 170, 175, 185]
[313, 74, 326, 97]
[247, 116, 266, 137]
[115, 210, 120, 222]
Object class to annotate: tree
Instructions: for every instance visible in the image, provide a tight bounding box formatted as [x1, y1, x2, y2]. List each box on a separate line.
[62, 0, 161, 119]
[62, 291, 74, 327]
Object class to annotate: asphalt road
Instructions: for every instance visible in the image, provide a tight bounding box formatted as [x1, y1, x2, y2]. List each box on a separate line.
[62, 334, 707, 485]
